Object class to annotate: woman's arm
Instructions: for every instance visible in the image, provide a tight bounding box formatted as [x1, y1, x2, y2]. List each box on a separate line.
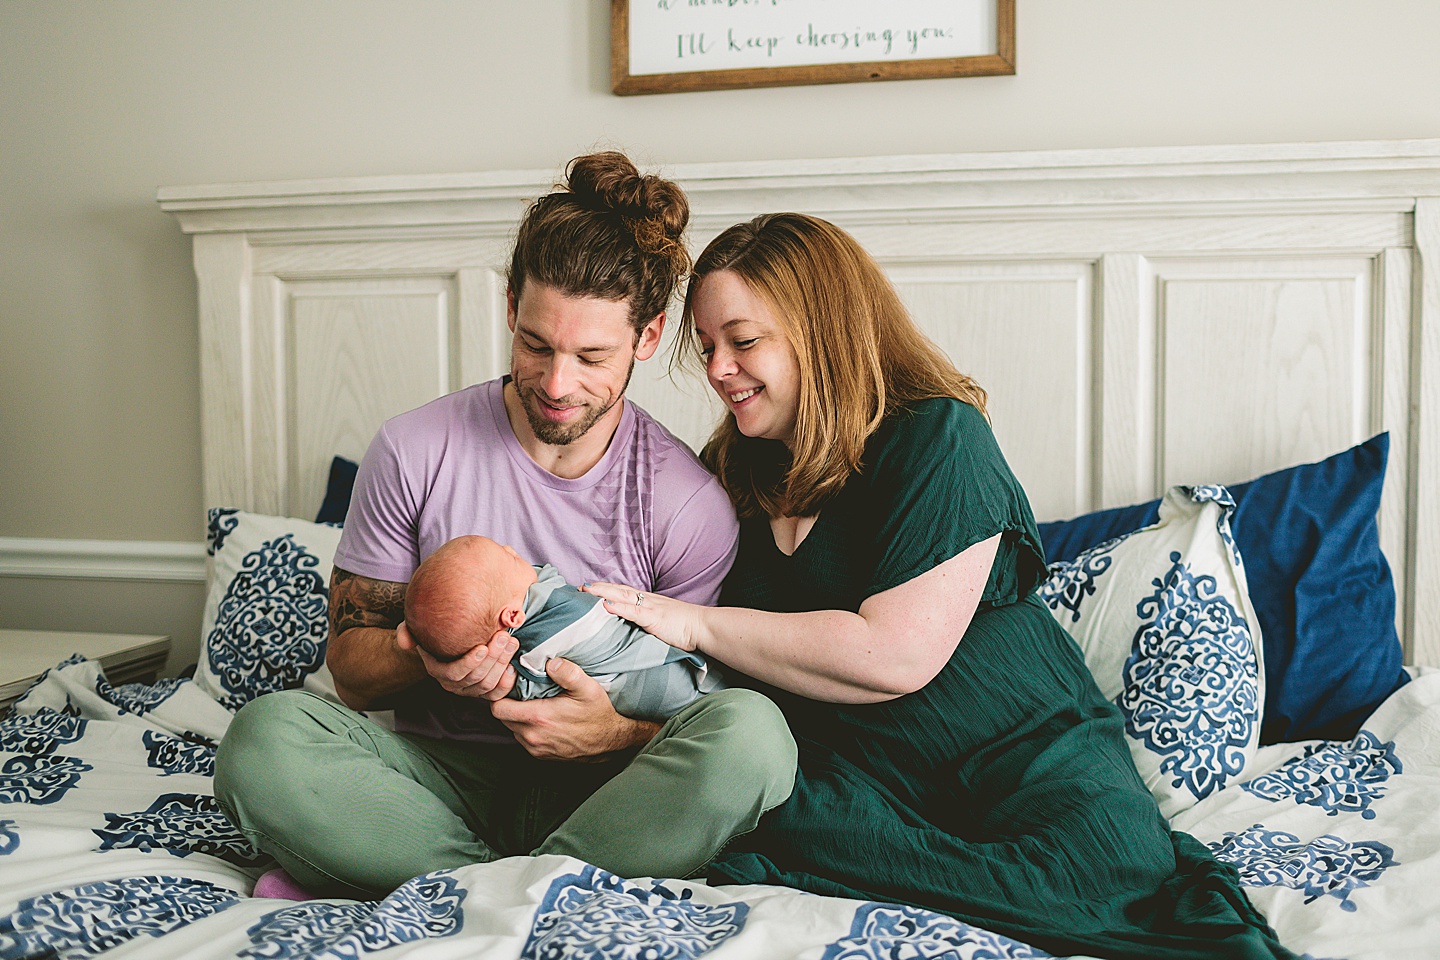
[586, 532, 1000, 704]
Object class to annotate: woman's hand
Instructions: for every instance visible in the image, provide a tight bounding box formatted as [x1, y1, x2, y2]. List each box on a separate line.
[395, 621, 518, 701]
[581, 582, 703, 653]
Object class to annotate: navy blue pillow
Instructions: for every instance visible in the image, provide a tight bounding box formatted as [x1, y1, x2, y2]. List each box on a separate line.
[314, 456, 359, 526]
[1038, 433, 1409, 744]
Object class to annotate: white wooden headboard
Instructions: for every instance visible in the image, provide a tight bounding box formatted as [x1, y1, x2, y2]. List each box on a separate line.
[160, 140, 1440, 665]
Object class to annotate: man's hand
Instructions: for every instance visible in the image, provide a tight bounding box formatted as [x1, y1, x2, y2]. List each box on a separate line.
[489, 657, 659, 760]
[396, 623, 518, 701]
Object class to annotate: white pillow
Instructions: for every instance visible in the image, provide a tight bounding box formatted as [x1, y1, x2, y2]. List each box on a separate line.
[198, 509, 343, 712]
[1039, 486, 1266, 819]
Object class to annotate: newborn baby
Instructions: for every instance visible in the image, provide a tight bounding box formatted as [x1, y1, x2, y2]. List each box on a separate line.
[403, 535, 726, 721]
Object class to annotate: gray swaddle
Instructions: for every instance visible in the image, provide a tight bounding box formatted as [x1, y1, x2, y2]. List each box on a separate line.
[508, 564, 726, 721]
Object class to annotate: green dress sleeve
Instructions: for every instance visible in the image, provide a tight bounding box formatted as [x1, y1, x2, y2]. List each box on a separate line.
[860, 398, 1048, 607]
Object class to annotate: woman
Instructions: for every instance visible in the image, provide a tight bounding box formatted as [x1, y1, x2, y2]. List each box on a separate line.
[585, 213, 1294, 960]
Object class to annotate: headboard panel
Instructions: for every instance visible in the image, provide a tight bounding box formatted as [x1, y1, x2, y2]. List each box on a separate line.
[161, 140, 1440, 665]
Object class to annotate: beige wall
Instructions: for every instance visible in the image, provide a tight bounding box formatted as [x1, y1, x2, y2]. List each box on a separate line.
[4, 0, 1440, 667]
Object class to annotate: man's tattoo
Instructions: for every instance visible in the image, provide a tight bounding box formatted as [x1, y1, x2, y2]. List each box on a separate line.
[329, 567, 406, 637]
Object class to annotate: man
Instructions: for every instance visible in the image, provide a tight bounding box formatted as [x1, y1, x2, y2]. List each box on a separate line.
[214, 152, 796, 900]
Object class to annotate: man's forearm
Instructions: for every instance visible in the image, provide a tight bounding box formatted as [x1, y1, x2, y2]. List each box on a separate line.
[564, 714, 663, 763]
[326, 566, 419, 711]
[327, 626, 425, 711]
[613, 717, 661, 753]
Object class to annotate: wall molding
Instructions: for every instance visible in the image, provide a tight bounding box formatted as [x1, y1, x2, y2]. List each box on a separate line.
[0, 537, 207, 583]
[159, 138, 1440, 235]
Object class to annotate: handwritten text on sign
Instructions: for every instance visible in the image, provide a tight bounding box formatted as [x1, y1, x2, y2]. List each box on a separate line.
[628, 0, 996, 77]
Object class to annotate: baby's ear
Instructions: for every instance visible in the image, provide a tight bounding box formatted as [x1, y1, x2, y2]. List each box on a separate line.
[499, 605, 525, 630]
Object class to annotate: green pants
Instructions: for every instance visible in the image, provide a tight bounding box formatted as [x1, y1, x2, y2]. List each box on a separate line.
[213, 688, 796, 898]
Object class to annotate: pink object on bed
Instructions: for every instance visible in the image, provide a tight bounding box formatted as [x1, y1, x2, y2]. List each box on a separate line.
[252, 867, 317, 901]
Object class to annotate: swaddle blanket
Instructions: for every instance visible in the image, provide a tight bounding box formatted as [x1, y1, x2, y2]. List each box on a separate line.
[509, 564, 726, 721]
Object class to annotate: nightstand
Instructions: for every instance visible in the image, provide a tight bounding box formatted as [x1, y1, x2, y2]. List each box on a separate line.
[0, 629, 171, 712]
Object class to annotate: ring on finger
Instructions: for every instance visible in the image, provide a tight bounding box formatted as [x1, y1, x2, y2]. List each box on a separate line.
[635, 593, 645, 607]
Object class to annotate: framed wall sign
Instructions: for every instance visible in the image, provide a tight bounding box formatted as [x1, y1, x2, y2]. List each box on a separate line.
[612, 0, 1014, 96]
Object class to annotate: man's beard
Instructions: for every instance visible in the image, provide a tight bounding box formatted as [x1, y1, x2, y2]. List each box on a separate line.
[516, 358, 635, 446]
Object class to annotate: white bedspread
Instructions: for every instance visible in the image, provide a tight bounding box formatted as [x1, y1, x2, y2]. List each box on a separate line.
[3, 657, 1438, 959]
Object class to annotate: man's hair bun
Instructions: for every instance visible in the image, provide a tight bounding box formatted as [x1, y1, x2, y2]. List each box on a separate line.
[567, 152, 689, 269]
[507, 151, 693, 332]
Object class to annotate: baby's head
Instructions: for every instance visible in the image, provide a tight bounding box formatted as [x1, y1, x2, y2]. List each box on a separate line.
[404, 536, 539, 662]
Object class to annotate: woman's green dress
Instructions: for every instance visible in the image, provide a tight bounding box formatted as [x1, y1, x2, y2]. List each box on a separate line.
[708, 398, 1294, 960]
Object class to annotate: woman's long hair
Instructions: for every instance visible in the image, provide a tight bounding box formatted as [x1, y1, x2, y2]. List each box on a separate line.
[681, 213, 987, 519]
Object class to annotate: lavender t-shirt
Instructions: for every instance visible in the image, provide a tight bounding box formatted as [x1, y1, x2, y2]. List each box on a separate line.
[333, 377, 739, 740]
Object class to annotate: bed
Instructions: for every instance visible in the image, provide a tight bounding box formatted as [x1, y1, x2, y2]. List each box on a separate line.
[5, 139, 1440, 959]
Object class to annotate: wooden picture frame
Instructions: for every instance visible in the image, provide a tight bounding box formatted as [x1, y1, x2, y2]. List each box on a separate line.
[612, 0, 1014, 96]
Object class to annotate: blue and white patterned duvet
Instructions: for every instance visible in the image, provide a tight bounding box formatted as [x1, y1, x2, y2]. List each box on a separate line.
[2, 656, 1439, 960]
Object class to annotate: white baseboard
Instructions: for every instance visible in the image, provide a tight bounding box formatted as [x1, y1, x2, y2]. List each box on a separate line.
[0, 537, 207, 583]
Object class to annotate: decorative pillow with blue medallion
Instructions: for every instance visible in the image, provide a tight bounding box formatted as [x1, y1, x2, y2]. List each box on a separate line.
[1038, 434, 1408, 744]
[1039, 485, 1265, 819]
[198, 509, 343, 713]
